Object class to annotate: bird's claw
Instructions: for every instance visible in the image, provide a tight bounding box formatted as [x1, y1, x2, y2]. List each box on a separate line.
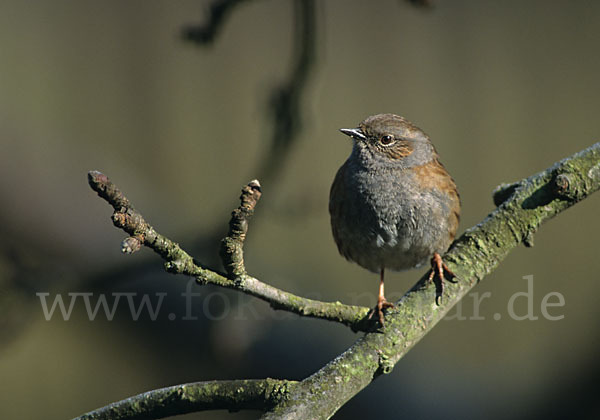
[428, 253, 458, 305]
[369, 296, 395, 326]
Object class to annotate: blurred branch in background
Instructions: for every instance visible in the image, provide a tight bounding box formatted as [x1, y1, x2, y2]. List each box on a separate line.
[182, 0, 251, 46]
[258, 0, 316, 185]
[181, 0, 427, 47]
[78, 143, 600, 419]
[184, 0, 316, 186]
[404, 0, 433, 8]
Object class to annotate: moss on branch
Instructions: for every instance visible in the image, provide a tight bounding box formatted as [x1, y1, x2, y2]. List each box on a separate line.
[73, 379, 297, 420]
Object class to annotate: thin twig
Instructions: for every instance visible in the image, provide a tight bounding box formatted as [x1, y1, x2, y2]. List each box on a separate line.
[88, 171, 370, 330]
[219, 179, 262, 279]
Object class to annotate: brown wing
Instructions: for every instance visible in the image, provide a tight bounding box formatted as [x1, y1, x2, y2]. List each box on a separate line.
[413, 156, 461, 243]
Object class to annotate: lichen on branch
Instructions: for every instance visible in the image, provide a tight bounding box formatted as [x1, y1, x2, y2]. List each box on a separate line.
[74, 378, 297, 420]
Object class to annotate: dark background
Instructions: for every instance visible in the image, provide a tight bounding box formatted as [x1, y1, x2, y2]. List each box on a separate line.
[1, 1, 599, 419]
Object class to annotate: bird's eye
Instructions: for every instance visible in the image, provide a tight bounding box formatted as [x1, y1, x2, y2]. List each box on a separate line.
[379, 135, 394, 146]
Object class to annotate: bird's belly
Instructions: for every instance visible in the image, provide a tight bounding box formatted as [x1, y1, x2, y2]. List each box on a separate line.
[331, 170, 452, 274]
[341, 225, 433, 273]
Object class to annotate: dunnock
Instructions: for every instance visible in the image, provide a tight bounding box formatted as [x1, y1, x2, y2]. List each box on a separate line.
[329, 114, 460, 325]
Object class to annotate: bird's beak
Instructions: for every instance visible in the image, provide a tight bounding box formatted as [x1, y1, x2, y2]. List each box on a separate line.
[339, 128, 366, 141]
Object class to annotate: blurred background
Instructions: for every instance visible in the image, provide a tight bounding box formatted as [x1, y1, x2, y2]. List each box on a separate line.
[1, 0, 599, 419]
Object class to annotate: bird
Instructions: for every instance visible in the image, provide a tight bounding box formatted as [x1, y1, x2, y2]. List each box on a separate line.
[329, 113, 460, 325]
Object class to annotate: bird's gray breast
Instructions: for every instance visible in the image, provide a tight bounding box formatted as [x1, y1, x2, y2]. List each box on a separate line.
[337, 162, 442, 273]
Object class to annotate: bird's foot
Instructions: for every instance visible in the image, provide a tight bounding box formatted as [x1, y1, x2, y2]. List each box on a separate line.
[428, 252, 458, 305]
[368, 295, 395, 326]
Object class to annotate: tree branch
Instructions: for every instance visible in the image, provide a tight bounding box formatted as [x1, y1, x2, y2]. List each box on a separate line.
[259, 143, 600, 418]
[73, 378, 297, 420]
[84, 142, 600, 419]
[87, 171, 370, 330]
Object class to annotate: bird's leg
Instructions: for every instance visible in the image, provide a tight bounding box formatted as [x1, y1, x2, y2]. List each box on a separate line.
[369, 268, 394, 325]
[428, 252, 458, 305]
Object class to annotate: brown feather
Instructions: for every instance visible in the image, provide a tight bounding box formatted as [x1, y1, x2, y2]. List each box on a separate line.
[413, 155, 461, 243]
